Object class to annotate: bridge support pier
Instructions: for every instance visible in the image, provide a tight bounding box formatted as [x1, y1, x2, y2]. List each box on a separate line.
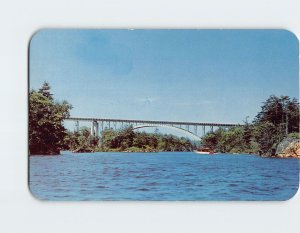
[96, 121, 99, 136]
[100, 121, 104, 134]
[65, 117, 238, 140]
[90, 120, 99, 137]
[74, 120, 79, 133]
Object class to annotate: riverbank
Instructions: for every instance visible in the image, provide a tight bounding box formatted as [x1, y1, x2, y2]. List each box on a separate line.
[72, 147, 181, 153]
[29, 141, 300, 158]
[69, 149, 300, 158]
[276, 142, 300, 158]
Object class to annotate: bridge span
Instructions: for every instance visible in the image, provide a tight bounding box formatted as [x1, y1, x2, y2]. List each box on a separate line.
[65, 117, 240, 140]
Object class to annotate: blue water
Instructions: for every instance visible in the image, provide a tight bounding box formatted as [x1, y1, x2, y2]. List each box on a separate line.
[29, 152, 299, 201]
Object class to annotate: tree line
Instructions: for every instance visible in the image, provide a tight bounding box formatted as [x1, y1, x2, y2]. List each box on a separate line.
[64, 126, 196, 153]
[201, 95, 299, 156]
[29, 82, 299, 156]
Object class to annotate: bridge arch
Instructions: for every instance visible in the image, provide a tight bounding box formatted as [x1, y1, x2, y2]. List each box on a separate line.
[132, 124, 202, 141]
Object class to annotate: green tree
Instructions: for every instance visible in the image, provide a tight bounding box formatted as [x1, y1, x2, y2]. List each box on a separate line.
[119, 126, 135, 149]
[100, 128, 118, 150]
[64, 127, 100, 153]
[253, 95, 299, 155]
[29, 82, 72, 155]
[96, 127, 194, 152]
[254, 95, 299, 136]
[201, 130, 219, 149]
[38, 81, 53, 100]
[194, 95, 298, 156]
[252, 122, 278, 155]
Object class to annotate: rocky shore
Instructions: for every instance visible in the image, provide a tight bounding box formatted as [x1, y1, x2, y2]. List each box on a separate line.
[277, 142, 300, 158]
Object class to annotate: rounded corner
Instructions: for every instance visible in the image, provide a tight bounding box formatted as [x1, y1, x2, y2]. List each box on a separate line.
[282, 183, 300, 201]
[27, 182, 46, 201]
[282, 29, 300, 45]
[28, 28, 48, 51]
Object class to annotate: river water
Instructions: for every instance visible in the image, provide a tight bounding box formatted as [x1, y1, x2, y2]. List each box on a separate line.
[29, 152, 299, 201]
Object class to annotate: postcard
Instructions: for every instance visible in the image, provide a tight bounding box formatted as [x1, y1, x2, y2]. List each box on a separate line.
[29, 29, 299, 200]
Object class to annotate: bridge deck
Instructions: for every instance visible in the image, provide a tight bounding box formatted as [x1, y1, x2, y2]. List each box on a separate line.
[65, 117, 239, 127]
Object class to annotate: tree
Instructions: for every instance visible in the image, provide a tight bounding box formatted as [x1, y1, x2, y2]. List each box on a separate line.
[64, 127, 100, 153]
[200, 95, 299, 156]
[252, 122, 278, 155]
[95, 127, 194, 152]
[254, 95, 299, 136]
[242, 116, 252, 150]
[286, 98, 300, 133]
[29, 82, 72, 155]
[253, 95, 299, 155]
[201, 126, 256, 153]
[38, 81, 53, 100]
[100, 129, 117, 150]
[119, 126, 135, 149]
[201, 130, 220, 149]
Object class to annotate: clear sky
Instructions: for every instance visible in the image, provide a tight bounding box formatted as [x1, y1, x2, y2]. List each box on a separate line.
[30, 29, 299, 126]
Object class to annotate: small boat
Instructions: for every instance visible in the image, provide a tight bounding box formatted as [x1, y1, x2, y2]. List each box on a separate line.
[194, 148, 214, 155]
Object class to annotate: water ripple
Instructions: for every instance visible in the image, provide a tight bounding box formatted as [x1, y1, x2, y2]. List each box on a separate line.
[29, 152, 299, 201]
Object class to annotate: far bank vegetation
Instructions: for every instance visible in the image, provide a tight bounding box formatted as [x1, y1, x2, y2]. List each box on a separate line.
[64, 126, 196, 153]
[201, 95, 299, 158]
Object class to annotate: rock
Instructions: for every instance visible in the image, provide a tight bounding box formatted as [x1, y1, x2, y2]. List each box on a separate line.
[278, 142, 300, 158]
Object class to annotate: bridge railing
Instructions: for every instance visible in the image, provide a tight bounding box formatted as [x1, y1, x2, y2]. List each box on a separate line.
[64, 117, 240, 138]
[65, 117, 239, 127]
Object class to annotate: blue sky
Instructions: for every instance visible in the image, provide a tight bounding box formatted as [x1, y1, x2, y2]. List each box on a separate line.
[30, 29, 299, 126]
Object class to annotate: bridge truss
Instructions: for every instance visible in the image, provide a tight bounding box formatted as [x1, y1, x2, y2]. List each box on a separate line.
[65, 117, 239, 140]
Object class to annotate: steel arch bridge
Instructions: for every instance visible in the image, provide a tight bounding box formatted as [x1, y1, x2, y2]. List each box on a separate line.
[65, 117, 239, 140]
[132, 124, 202, 141]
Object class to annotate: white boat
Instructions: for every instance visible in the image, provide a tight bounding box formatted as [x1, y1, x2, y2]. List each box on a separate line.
[193, 148, 214, 155]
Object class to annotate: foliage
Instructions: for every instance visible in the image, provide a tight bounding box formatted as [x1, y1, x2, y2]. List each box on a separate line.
[202, 95, 299, 156]
[29, 82, 72, 155]
[202, 126, 256, 154]
[251, 122, 278, 155]
[253, 95, 299, 155]
[254, 95, 299, 135]
[287, 132, 300, 139]
[64, 127, 99, 153]
[66, 126, 195, 152]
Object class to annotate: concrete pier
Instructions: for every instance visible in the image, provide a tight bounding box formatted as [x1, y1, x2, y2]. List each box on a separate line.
[90, 120, 99, 136]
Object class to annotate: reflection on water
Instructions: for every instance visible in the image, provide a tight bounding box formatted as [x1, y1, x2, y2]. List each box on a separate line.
[29, 152, 299, 200]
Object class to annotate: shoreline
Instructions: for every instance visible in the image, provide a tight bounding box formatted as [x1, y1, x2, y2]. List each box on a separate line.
[29, 150, 300, 158]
